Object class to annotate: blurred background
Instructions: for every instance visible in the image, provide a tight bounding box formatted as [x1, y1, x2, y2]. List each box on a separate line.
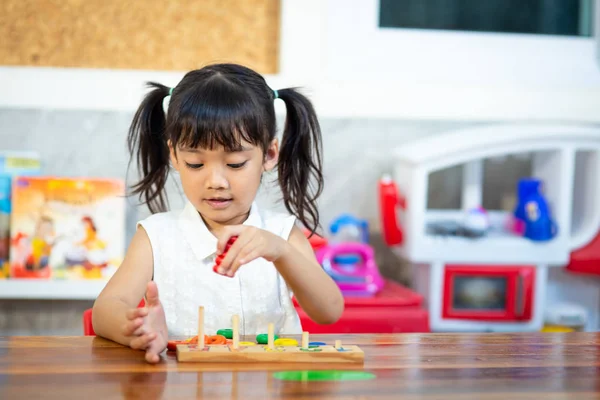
[0, 0, 599, 336]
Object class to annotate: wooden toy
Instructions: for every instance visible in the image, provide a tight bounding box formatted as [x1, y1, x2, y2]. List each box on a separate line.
[232, 314, 239, 350]
[175, 307, 364, 363]
[197, 306, 205, 346]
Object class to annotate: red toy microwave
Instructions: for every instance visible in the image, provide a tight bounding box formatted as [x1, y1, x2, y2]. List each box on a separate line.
[442, 265, 535, 323]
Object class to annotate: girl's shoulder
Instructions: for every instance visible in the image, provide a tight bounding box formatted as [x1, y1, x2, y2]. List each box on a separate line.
[136, 209, 181, 235]
[255, 205, 296, 240]
[137, 209, 180, 225]
[136, 209, 188, 256]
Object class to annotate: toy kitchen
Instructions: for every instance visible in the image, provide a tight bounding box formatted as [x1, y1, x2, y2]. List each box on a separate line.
[379, 123, 600, 332]
[299, 215, 429, 334]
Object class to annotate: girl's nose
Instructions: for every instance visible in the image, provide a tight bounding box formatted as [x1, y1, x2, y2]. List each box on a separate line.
[206, 167, 229, 190]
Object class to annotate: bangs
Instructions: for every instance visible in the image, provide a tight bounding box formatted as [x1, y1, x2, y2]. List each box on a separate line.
[168, 79, 269, 152]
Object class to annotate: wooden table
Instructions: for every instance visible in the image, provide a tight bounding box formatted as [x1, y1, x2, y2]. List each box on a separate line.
[1, 333, 599, 399]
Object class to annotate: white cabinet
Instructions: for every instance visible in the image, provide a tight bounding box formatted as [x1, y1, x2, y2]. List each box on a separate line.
[391, 123, 600, 265]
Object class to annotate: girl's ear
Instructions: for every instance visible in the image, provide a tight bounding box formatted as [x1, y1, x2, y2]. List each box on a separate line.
[263, 138, 279, 172]
[168, 140, 179, 172]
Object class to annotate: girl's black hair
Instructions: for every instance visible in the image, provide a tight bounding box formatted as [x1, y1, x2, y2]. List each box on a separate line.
[127, 63, 324, 234]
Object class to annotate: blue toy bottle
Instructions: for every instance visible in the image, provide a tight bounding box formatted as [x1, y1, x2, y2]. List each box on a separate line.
[514, 179, 541, 223]
[514, 178, 557, 241]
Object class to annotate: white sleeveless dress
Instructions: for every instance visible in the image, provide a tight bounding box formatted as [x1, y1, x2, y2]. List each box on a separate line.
[137, 201, 303, 338]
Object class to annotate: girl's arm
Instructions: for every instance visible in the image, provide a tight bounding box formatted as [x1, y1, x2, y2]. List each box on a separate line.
[92, 227, 154, 346]
[274, 226, 344, 325]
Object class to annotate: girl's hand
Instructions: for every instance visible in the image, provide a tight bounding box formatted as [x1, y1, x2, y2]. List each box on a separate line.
[121, 281, 169, 364]
[215, 226, 289, 277]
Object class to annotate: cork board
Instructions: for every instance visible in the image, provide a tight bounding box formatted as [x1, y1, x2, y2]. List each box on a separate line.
[0, 0, 280, 74]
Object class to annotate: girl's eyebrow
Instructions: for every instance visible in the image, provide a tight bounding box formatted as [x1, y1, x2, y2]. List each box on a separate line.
[226, 146, 252, 153]
[178, 146, 252, 153]
[179, 146, 201, 153]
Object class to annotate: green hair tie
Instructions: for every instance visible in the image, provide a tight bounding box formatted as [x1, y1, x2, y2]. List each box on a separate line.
[169, 87, 174, 96]
[273, 89, 278, 100]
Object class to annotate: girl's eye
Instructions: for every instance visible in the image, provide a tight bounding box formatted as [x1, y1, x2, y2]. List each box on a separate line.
[185, 162, 203, 169]
[227, 161, 247, 169]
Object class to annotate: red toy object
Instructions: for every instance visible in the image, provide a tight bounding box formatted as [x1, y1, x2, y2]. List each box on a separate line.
[302, 229, 328, 251]
[167, 339, 192, 351]
[379, 174, 406, 246]
[167, 335, 231, 351]
[296, 307, 429, 334]
[212, 236, 238, 276]
[567, 230, 600, 276]
[293, 278, 422, 309]
[442, 265, 535, 322]
[294, 279, 430, 333]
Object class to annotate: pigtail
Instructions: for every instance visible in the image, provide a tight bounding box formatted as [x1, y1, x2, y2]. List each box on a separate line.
[276, 88, 324, 235]
[127, 82, 171, 214]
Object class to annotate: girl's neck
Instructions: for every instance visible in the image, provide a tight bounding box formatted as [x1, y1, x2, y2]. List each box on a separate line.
[199, 209, 251, 237]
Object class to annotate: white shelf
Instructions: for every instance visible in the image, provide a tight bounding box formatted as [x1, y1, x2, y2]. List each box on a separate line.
[0, 279, 107, 300]
[406, 233, 568, 266]
[399, 210, 569, 265]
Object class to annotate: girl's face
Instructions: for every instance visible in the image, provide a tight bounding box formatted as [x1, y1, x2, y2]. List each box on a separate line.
[170, 139, 278, 231]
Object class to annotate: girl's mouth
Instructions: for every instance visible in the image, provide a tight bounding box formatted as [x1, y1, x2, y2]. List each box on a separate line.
[205, 198, 233, 209]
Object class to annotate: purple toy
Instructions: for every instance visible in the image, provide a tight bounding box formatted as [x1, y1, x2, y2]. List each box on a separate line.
[316, 242, 385, 297]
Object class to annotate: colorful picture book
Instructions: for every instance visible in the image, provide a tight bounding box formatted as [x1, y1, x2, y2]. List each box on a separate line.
[0, 152, 41, 278]
[9, 177, 125, 280]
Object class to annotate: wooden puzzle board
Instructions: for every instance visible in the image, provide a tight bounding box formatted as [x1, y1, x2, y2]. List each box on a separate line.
[176, 344, 365, 363]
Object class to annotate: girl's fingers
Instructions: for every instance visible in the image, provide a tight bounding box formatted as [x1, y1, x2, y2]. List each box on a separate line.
[132, 325, 146, 336]
[228, 246, 261, 277]
[126, 308, 148, 320]
[130, 333, 156, 350]
[145, 350, 161, 364]
[217, 247, 239, 274]
[218, 235, 252, 273]
[216, 228, 244, 255]
[145, 340, 164, 364]
[122, 317, 144, 336]
[238, 250, 261, 266]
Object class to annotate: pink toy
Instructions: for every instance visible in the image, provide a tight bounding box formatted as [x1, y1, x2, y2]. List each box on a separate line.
[316, 242, 385, 297]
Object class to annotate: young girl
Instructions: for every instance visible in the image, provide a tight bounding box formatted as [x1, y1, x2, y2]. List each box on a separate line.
[92, 63, 344, 363]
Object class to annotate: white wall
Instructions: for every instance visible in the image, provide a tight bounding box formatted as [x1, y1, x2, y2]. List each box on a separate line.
[318, 0, 600, 121]
[1, 0, 599, 122]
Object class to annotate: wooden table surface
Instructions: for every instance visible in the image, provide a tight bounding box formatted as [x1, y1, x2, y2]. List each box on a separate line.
[1, 333, 599, 399]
